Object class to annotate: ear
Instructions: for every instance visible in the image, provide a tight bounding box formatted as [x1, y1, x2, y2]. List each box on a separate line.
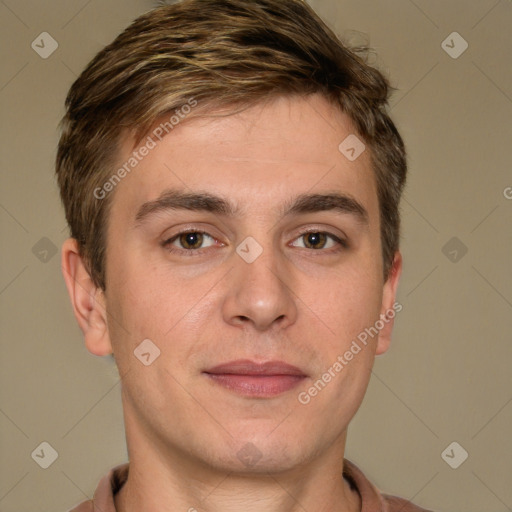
[61, 238, 113, 356]
[375, 251, 403, 356]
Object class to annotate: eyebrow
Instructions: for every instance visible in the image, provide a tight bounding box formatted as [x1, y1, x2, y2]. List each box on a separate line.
[133, 189, 369, 227]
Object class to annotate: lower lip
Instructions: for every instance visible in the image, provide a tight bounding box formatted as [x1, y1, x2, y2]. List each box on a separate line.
[204, 374, 306, 398]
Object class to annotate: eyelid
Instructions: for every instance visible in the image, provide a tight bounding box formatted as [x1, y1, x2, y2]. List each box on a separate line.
[288, 229, 348, 250]
[161, 229, 222, 253]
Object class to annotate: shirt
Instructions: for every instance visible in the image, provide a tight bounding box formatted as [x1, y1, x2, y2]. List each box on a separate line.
[67, 459, 434, 512]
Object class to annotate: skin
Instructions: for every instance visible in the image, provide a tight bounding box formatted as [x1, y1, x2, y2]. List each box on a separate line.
[62, 93, 402, 512]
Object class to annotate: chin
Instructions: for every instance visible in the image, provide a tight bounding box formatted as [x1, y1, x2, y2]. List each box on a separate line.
[211, 432, 312, 475]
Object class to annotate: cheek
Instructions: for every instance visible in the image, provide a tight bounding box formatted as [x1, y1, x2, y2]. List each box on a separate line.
[303, 264, 383, 346]
[103, 252, 161, 358]
[105, 253, 215, 360]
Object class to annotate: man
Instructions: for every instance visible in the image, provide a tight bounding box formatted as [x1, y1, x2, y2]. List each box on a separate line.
[57, 0, 433, 510]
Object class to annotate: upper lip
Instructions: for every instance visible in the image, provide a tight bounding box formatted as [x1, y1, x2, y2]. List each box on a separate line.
[204, 359, 307, 376]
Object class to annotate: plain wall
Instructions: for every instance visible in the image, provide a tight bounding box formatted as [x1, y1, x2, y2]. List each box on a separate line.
[0, 0, 511, 510]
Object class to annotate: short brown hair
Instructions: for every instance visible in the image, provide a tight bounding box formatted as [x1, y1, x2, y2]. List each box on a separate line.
[56, 0, 407, 290]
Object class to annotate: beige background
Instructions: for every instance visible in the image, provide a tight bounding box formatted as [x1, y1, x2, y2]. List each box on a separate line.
[0, 0, 511, 511]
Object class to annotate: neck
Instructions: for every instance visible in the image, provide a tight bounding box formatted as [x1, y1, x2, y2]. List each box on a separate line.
[115, 436, 360, 512]
[114, 394, 361, 512]
[115, 463, 360, 512]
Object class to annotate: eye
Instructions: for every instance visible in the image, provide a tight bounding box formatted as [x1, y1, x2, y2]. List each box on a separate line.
[162, 231, 218, 253]
[161, 229, 347, 256]
[290, 231, 347, 251]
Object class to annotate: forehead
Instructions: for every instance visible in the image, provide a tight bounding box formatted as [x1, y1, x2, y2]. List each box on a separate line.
[109, 94, 379, 225]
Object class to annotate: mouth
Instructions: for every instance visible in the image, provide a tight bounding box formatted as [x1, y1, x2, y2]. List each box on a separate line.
[203, 359, 308, 398]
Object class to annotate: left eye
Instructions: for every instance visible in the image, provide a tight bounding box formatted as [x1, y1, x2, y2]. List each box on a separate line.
[290, 232, 344, 250]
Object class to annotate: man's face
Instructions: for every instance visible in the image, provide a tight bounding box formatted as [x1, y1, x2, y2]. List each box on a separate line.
[97, 94, 400, 473]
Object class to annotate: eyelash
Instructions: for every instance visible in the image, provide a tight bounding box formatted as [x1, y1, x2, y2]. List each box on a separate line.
[161, 229, 348, 256]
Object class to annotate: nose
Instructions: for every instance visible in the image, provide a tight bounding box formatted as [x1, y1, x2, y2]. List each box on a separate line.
[221, 242, 298, 332]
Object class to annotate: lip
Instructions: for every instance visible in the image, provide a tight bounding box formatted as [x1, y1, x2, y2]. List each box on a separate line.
[203, 359, 307, 398]
[205, 359, 307, 376]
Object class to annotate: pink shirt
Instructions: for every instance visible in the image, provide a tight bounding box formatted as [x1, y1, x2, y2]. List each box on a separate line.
[67, 459, 433, 511]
